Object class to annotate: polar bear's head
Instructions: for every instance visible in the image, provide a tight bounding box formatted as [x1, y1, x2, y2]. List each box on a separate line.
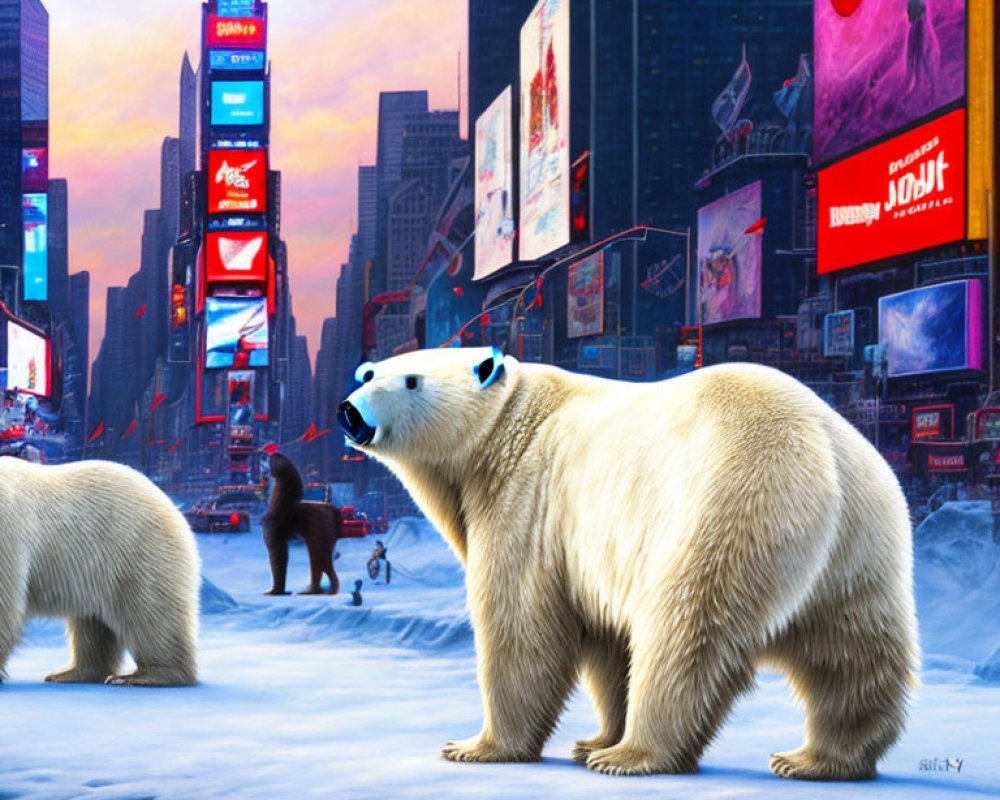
[336, 347, 516, 464]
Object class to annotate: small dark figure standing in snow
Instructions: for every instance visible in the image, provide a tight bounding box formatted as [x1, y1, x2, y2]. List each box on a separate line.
[351, 579, 363, 607]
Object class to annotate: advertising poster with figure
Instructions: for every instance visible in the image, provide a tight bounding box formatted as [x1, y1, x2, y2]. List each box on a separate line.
[519, 0, 570, 261]
[474, 87, 515, 279]
[696, 181, 763, 325]
[567, 252, 604, 338]
[814, 0, 965, 164]
[878, 279, 982, 376]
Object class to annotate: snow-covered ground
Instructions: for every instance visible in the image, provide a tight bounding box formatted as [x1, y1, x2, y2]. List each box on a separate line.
[2, 505, 999, 800]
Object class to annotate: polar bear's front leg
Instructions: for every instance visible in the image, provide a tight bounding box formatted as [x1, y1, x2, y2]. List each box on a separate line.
[443, 580, 580, 763]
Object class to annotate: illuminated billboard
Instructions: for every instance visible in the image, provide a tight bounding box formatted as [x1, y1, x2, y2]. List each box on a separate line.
[878, 279, 982, 377]
[205, 231, 268, 283]
[211, 81, 264, 126]
[567, 252, 604, 338]
[814, 0, 965, 164]
[205, 297, 269, 369]
[519, 0, 570, 261]
[22, 193, 47, 302]
[818, 109, 965, 274]
[21, 147, 47, 193]
[208, 149, 267, 213]
[206, 15, 266, 49]
[218, 0, 256, 17]
[209, 49, 265, 71]
[696, 181, 763, 325]
[474, 86, 515, 280]
[6, 320, 50, 397]
[823, 310, 855, 357]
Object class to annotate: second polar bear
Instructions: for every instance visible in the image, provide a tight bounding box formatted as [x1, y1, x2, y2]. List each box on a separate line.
[337, 347, 919, 780]
[0, 457, 200, 686]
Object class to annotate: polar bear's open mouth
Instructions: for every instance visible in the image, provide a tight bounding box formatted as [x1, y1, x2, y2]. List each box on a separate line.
[337, 401, 376, 446]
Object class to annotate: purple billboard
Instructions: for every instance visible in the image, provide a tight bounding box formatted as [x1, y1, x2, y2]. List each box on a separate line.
[878, 279, 982, 377]
[814, 0, 965, 165]
[697, 181, 763, 325]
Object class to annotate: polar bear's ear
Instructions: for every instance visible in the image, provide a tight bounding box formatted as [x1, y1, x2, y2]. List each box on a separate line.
[354, 362, 376, 384]
[475, 347, 505, 390]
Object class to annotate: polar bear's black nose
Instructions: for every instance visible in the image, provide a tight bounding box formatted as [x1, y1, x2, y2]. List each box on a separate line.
[337, 401, 376, 446]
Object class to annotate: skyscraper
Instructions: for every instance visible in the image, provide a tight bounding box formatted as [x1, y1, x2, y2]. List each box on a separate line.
[372, 90, 429, 297]
[46, 176, 68, 321]
[179, 52, 197, 181]
[0, 0, 48, 315]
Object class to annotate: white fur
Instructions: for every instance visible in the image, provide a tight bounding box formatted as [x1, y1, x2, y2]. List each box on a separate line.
[343, 351, 919, 779]
[0, 458, 200, 686]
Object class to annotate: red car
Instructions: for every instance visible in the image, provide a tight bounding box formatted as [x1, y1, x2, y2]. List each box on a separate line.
[184, 491, 261, 533]
[340, 505, 388, 538]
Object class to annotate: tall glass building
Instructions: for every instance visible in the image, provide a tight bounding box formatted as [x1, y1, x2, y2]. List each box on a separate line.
[0, 0, 48, 314]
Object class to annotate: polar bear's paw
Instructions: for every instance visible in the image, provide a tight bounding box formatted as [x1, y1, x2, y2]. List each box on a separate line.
[442, 735, 539, 763]
[586, 743, 698, 776]
[105, 667, 196, 687]
[44, 667, 106, 684]
[770, 748, 876, 781]
[572, 734, 620, 764]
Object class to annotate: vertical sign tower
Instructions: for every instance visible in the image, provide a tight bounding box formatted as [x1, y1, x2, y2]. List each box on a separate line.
[198, 0, 276, 482]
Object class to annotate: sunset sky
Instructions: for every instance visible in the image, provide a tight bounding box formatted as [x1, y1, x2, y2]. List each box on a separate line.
[44, 0, 468, 366]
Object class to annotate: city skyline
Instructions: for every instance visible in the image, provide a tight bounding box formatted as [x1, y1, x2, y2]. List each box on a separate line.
[44, 0, 467, 366]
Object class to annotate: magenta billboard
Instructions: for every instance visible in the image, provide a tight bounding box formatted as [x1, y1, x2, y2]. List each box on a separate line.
[878, 279, 982, 377]
[696, 181, 763, 325]
[814, 0, 965, 165]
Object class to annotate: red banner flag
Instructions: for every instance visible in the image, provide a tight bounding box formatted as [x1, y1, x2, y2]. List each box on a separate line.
[263, 442, 279, 455]
[305, 426, 331, 443]
[150, 392, 166, 414]
[744, 217, 767, 235]
[121, 417, 137, 440]
[135, 303, 146, 320]
[86, 421, 104, 444]
[168, 437, 182, 455]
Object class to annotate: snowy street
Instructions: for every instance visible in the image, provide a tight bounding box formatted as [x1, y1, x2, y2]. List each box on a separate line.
[2, 508, 1000, 800]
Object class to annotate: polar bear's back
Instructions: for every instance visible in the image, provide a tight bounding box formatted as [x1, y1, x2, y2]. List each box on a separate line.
[535, 361, 905, 627]
[0, 458, 199, 620]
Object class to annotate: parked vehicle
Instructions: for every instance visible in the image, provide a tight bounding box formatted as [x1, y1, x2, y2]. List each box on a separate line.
[184, 490, 263, 533]
[340, 505, 388, 538]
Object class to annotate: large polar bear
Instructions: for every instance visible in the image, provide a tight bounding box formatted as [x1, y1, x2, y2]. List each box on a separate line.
[0, 457, 200, 686]
[337, 347, 919, 780]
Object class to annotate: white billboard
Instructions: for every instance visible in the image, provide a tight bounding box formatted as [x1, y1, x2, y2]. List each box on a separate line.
[519, 0, 570, 261]
[6, 319, 50, 397]
[475, 86, 515, 280]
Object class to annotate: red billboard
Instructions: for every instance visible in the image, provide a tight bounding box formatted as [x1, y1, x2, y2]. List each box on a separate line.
[205, 231, 268, 283]
[208, 149, 266, 214]
[818, 109, 966, 274]
[206, 14, 266, 49]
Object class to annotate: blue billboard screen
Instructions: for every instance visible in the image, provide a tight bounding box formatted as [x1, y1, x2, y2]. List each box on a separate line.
[211, 81, 264, 126]
[218, 0, 256, 17]
[209, 49, 265, 71]
[22, 193, 47, 302]
[205, 297, 269, 369]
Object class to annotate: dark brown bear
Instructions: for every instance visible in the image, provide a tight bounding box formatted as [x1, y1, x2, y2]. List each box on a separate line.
[262, 453, 341, 595]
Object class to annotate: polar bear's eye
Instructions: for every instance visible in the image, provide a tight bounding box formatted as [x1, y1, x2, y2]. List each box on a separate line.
[405, 375, 419, 390]
[363, 370, 374, 383]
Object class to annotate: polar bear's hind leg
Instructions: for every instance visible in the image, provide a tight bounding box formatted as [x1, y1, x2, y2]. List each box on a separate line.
[45, 617, 122, 683]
